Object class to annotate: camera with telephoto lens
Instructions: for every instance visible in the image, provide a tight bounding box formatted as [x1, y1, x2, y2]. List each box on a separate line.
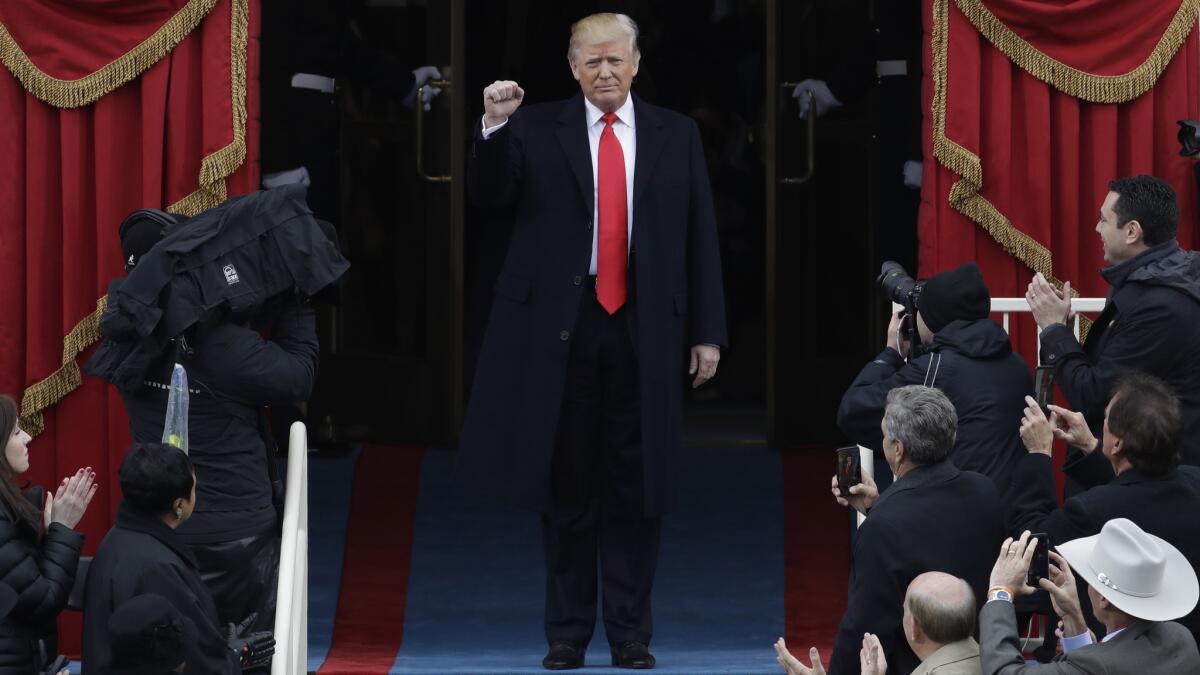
[877, 261, 925, 351]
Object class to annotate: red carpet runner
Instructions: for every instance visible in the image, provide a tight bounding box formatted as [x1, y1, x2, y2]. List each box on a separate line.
[783, 448, 851, 661]
[319, 445, 425, 674]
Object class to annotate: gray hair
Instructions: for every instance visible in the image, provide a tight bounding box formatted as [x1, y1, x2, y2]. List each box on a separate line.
[884, 385, 957, 465]
[905, 574, 976, 644]
[568, 13, 640, 61]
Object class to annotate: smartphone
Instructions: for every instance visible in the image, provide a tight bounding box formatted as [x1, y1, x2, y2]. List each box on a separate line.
[836, 446, 862, 495]
[1026, 533, 1050, 587]
[1034, 365, 1055, 414]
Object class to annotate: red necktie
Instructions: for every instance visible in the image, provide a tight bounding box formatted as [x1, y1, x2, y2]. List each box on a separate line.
[597, 112, 627, 314]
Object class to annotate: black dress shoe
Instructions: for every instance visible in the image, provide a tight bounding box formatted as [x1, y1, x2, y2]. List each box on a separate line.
[611, 641, 655, 669]
[543, 641, 585, 670]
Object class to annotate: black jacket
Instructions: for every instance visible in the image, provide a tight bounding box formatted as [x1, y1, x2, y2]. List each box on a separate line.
[82, 504, 240, 674]
[1006, 449, 1200, 643]
[0, 495, 83, 674]
[838, 319, 1033, 492]
[1040, 242, 1200, 466]
[119, 300, 318, 542]
[829, 461, 1004, 675]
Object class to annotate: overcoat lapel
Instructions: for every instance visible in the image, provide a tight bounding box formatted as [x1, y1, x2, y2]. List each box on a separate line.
[632, 93, 665, 209]
[555, 93, 594, 217]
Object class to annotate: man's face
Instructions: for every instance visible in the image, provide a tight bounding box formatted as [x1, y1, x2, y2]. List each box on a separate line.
[1096, 191, 1137, 265]
[569, 39, 638, 113]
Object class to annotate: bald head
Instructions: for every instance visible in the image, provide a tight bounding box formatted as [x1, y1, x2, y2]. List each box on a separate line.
[904, 572, 976, 645]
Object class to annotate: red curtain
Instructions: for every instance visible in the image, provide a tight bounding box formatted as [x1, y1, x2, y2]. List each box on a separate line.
[0, 0, 260, 652]
[919, 0, 1200, 361]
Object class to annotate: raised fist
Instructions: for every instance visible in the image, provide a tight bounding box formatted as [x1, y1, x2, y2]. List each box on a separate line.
[483, 80, 524, 128]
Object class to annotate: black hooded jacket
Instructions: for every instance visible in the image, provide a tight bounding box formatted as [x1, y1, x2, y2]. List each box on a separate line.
[1041, 241, 1200, 468]
[838, 318, 1033, 492]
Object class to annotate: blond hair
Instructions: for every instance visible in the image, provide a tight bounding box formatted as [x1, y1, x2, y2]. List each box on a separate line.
[568, 13, 640, 62]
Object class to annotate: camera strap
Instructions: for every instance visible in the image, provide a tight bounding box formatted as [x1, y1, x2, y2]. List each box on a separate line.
[923, 352, 943, 387]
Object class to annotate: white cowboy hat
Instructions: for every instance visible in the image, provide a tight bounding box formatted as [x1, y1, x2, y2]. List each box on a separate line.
[1057, 518, 1199, 622]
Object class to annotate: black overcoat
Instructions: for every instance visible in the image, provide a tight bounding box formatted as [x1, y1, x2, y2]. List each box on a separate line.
[829, 461, 1004, 675]
[0, 497, 83, 674]
[82, 504, 240, 674]
[460, 93, 727, 516]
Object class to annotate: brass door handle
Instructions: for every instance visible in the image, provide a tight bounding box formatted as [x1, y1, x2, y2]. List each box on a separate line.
[780, 82, 816, 185]
[416, 78, 452, 182]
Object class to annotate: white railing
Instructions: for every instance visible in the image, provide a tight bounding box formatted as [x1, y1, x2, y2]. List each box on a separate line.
[273, 422, 309, 675]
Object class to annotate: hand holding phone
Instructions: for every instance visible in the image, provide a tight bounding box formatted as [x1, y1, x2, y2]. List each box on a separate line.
[1026, 533, 1050, 587]
[836, 446, 861, 495]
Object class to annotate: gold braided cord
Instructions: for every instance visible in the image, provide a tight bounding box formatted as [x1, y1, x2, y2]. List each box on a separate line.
[18, 296, 107, 436]
[0, 0, 218, 109]
[18, 0, 250, 435]
[931, 0, 1092, 340]
[955, 0, 1200, 104]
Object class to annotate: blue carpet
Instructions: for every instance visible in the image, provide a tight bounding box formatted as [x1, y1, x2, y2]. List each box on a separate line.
[387, 444, 785, 674]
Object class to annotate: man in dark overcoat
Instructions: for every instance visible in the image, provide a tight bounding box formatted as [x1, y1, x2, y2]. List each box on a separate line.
[459, 11, 727, 670]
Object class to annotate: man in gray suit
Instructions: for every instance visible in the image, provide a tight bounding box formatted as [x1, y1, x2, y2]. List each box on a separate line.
[982, 521, 1200, 674]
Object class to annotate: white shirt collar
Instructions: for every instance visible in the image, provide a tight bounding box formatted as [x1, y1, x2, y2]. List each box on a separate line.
[584, 94, 636, 131]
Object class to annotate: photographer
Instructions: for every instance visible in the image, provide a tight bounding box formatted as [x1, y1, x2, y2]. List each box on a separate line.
[839, 262, 1032, 492]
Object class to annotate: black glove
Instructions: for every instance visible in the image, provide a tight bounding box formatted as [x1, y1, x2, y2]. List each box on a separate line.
[227, 613, 276, 669]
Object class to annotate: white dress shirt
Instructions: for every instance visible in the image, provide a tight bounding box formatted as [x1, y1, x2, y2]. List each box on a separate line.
[480, 95, 636, 275]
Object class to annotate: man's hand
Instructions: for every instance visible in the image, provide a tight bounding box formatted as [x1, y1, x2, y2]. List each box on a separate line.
[1026, 273, 1073, 331]
[884, 310, 910, 358]
[690, 344, 720, 389]
[483, 80, 524, 128]
[988, 531, 1040, 595]
[790, 79, 842, 119]
[1040, 551, 1089, 638]
[1019, 396, 1054, 456]
[858, 633, 888, 675]
[831, 467, 878, 516]
[774, 638, 826, 675]
[1046, 404, 1098, 453]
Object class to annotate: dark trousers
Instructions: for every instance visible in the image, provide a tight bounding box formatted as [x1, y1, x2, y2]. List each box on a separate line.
[188, 523, 281, 632]
[543, 287, 661, 647]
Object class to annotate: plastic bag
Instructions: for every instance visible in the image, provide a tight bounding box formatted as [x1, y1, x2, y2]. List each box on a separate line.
[161, 363, 190, 454]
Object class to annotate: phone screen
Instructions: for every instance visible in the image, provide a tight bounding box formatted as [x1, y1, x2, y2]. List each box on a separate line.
[1026, 533, 1050, 587]
[836, 446, 861, 495]
[1034, 366, 1055, 413]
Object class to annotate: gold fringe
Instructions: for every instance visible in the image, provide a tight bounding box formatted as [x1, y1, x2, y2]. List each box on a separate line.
[932, 0, 1093, 338]
[18, 0, 250, 436]
[18, 296, 107, 436]
[0, 0, 218, 109]
[955, 0, 1200, 104]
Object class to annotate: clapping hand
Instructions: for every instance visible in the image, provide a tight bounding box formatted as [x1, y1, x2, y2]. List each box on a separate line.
[44, 468, 97, 531]
[858, 633, 887, 675]
[774, 638, 826, 675]
[1026, 273, 1074, 331]
[483, 80, 524, 128]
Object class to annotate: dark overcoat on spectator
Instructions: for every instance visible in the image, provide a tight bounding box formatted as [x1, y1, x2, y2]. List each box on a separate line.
[1040, 241, 1200, 466]
[0, 493, 82, 674]
[837, 318, 1032, 492]
[458, 93, 727, 517]
[829, 460, 1004, 675]
[82, 504, 239, 674]
[1006, 450, 1200, 644]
